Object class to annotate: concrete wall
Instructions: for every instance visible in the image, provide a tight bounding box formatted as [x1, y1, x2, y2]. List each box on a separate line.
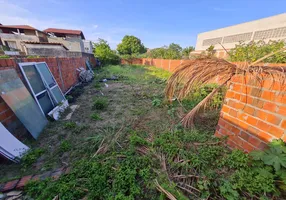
[48, 37, 85, 52]
[0, 33, 39, 51]
[24, 44, 68, 57]
[83, 40, 93, 53]
[195, 13, 286, 51]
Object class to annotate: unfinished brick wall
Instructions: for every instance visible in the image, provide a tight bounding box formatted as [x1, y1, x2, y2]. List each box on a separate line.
[121, 58, 189, 72]
[0, 57, 95, 138]
[215, 69, 286, 152]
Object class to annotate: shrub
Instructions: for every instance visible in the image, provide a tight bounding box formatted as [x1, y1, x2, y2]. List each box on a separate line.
[93, 39, 120, 65]
[229, 40, 286, 63]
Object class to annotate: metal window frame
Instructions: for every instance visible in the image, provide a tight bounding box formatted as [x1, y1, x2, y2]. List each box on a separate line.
[18, 62, 54, 116]
[35, 62, 66, 105]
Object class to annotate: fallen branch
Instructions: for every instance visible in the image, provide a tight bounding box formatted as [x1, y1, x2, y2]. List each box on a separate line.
[155, 179, 177, 200]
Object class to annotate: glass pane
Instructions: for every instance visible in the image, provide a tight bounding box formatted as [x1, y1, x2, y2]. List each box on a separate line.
[37, 92, 54, 114]
[36, 63, 56, 88]
[0, 69, 48, 139]
[22, 65, 46, 94]
[51, 86, 65, 104]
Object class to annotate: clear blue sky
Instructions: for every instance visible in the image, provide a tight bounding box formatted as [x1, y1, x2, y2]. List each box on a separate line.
[1, 0, 285, 49]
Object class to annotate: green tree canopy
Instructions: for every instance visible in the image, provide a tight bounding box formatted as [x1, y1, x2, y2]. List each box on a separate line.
[229, 40, 286, 63]
[182, 46, 195, 57]
[117, 35, 147, 55]
[93, 39, 120, 65]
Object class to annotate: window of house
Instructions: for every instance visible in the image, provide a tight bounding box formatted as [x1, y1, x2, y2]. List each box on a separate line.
[6, 41, 17, 50]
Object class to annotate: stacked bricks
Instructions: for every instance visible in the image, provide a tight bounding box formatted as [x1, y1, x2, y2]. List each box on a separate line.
[215, 73, 286, 152]
[0, 167, 70, 192]
[0, 57, 95, 136]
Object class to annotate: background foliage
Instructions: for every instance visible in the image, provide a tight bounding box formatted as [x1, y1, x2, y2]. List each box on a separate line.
[93, 39, 120, 65]
[229, 40, 286, 63]
[147, 43, 195, 59]
[117, 35, 147, 55]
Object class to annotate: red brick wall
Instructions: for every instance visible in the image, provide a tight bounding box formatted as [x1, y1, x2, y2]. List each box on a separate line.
[0, 57, 95, 136]
[215, 72, 286, 152]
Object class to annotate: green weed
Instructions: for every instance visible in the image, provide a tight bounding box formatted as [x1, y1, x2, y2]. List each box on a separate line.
[59, 140, 72, 152]
[21, 148, 45, 169]
[152, 98, 162, 107]
[92, 97, 108, 110]
[63, 121, 76, 129]
[90, 113, 102, 120]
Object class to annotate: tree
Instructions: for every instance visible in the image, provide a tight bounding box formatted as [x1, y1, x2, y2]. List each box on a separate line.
[182, 46, 195, 57]
[117, 35, 147, 55]
[229, 40, 286, 63]
[169, 43, 182, 53]
[93, 39, 120, 65]
[206, 45, 216, 57]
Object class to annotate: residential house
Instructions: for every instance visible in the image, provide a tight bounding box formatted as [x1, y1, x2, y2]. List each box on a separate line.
[43, 28, 88, 53]
[0, 25, 48, 54]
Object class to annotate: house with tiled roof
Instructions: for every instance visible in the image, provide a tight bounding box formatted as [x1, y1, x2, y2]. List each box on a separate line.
[43, 28, 92, 53]
[0, 24, 48, 53]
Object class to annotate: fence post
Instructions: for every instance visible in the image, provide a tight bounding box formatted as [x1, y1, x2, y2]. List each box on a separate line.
[56, 57, 65, 92]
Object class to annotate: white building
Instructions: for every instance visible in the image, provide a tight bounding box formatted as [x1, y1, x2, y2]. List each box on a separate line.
[194, 13, 286, 58]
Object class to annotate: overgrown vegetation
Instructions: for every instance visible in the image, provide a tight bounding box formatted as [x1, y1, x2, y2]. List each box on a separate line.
[117, 35, 147, 56]
[229, 40, 286, 63]
[93, 38, 120, 65]
[146, 43, 195, 59]
[1, 64, 285, 199]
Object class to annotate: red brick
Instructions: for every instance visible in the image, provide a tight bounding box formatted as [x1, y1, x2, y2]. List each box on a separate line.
[240, 131, 250, 141]
[229, 108, 238, 117]
[258, 131, 273, 142]
[233, 84, 242, 92]
[251, 98, 264, 108]
[268, 125, 284, 138]
[266, 113, 281, 125]
[16, 175, 33, 189]
[1, 179, 19, 192]
[239, 120, 249, 130]
[248, 136, 262, 147]
[242, 141, 256, 152]
[247, 126, 260, 136]
[255, 109, 268, 120]
[261, 90, 275, 101]
[244, 106, 255, 115]
[277, 106, 286, 115]
[234, 102, 245, 109]
[257, 120, 270, 132]
[263, 102, 277, 111]
[234, 93, 241, 100]
[281, 120, 286, 129]
[246, 115, 258, 126]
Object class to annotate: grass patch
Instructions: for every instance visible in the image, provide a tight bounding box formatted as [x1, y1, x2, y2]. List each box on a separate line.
[92, 97, 108, 110]
[59, 140, 72, 152]
[90, 113, 102, 120]
[21, 148, 45, 169]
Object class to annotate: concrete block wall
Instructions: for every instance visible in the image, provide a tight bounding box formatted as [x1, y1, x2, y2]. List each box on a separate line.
[215, 72, 286, 152]
[0, 56, 95, 139]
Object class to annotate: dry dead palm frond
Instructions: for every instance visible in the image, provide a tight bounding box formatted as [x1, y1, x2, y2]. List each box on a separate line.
[166, 48, 286, 128]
